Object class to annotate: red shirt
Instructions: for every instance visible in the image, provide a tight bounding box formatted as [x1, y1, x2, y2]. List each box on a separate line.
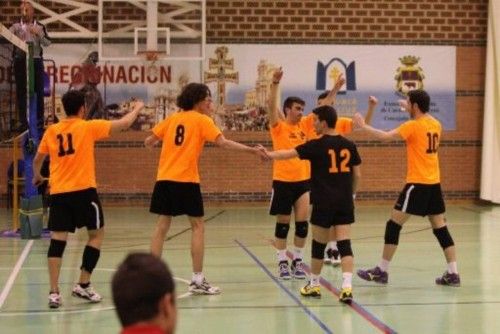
[121, 324, 166, 334]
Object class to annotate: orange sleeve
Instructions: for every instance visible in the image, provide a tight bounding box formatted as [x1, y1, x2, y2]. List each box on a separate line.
[38, 129, 50, 154]
[397, 121, 415, 140]
[301, 114, 315, 137]
[152, 118, 170, 140]
[270, 121, 283, 137]
[336, 117, 353, 135]
[201, 115, 222, 142]
[89, 120, 112, 140]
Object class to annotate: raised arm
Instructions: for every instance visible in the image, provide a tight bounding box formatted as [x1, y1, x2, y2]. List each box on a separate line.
[319, 74, 345, 106]
[110, 100, 145, 133]
[268, 68, 283, 127]
[364, 95, 378, 125]
[353, 113, 402, 141]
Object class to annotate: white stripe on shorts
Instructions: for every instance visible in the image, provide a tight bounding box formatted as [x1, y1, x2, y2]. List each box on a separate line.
[91, 202, 101, 229]
[402, 185, 415, 213]
[269, 188, 275, 211]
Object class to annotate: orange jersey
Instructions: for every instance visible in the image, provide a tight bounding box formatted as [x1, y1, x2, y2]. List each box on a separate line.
[270, 114, 353, 181]
[397, 115, 441, 184]
[153, 111, 222, 183]
[38, 118, 111, 194]
[270, 120, 311, 182]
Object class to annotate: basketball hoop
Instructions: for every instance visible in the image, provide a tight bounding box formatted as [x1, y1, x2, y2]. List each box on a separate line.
[138, 51, 162, 77]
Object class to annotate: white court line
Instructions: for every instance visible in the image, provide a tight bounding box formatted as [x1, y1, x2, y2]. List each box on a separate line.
[0, 265, 193, 315]
[0, 240, 34, 309]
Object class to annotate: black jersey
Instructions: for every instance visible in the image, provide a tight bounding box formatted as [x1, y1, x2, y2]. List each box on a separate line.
[296, 134, 361, 209]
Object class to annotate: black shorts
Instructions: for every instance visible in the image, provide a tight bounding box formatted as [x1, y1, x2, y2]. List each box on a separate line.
[269, 180, 310, 216]
[150, 180, 204, 217]
[394, 183, 445, 216]
[310, 206, 354, 228]
[48, 188, 104, 232]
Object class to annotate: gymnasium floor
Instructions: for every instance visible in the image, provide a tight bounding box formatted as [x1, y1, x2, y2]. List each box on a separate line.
[0, 203, 499, 334]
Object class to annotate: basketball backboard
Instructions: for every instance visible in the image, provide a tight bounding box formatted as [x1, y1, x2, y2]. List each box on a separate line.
[98, 0, 205, 62]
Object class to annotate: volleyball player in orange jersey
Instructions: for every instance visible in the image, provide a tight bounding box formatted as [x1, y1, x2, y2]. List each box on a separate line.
[268, 68, 375, 278]
[33, 90, 144, 308]
[145, 83, 266, 295]
[354, 89, 460, 287]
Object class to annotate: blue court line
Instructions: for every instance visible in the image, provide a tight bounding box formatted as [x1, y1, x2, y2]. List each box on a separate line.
[235, 239, 333, 334]
[286, 251, 398, 334]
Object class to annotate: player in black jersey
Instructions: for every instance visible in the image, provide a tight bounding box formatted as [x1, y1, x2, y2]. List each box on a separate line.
[264, 105, 361, 304]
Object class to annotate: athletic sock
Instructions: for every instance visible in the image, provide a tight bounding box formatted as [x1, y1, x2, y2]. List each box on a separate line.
[277, 249, 287, 262]
[342, 272, 353, 289]
[447, 261, 458, 274]
[378, 259, 390, 272]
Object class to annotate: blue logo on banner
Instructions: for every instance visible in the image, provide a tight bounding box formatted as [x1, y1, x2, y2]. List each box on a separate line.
[316, 58, 356, 92]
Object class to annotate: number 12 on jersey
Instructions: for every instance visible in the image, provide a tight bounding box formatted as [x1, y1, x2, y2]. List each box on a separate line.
[328, 149, 351, 173]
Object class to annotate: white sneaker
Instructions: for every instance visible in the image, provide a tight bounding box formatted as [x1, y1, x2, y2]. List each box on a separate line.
[72, 283, 102, 303]
[324, 248, 341, 266]
[48, 292, 62, 309]
[189, 278, 221, 295]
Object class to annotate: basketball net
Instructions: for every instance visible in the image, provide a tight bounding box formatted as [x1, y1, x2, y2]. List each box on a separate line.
[143, 51, 159, 77]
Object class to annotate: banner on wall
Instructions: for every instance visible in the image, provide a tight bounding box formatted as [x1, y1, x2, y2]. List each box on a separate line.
[203, 44, 456, 131]
[30, 43, 455, 131]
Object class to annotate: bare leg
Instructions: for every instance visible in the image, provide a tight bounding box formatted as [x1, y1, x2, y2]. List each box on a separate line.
[189, 216, 204, 273]
[292, 192, 310, 248]
[151, 215, 172, 257]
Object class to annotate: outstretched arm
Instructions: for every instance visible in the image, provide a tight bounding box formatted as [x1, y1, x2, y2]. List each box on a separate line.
[215, 134, 269, 160]
[266, 148, 299, 160]
[319, 74, 345, 106]
[353, 113, 402, 141]
[268, 68, 283, 127]
[110, 100, 145, 133]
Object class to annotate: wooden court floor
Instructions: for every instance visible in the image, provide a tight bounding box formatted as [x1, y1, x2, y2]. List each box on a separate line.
[0, 203, 499, 334]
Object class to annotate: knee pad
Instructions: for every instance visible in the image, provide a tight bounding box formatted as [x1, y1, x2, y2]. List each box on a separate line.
[47, 239, 67, 258]
[337, 239, 353, 258]
[384, 220, 402, 245]
[311, 239, 327, 260]
[294, 221, 308, 238]
[433, 226, 455, 249]
[275, 222, 290, 239]
[80, 245, 100, 274]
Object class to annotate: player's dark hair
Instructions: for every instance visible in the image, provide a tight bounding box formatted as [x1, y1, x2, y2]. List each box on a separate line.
[283, 96, 305, 116]
[408, 89, 430, 113]
[312, 105, 338, 128]
[112, 253, 175, 327]
[317, 91, 329, 102]
[176, 83, 211, 111]
[62, 90, 85, 116]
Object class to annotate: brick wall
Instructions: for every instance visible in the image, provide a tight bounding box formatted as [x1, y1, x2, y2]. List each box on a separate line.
[0, 0, 488, 206]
